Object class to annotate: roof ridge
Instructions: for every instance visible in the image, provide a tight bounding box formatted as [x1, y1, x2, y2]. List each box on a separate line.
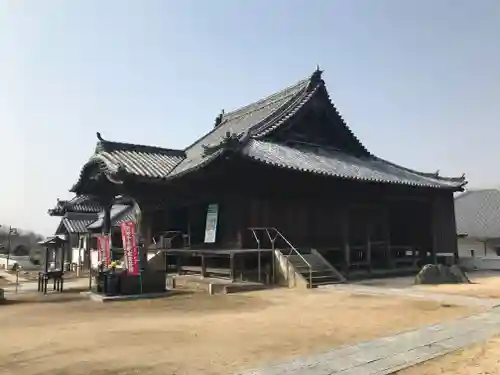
[95, 135, 185, 156]
[222, 77, 311, 121]
[250, 82, 321, 138]
[181, 72, 314, 154]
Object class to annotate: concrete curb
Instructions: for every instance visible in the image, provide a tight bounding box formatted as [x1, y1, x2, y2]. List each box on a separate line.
[81, 291, 170, 303]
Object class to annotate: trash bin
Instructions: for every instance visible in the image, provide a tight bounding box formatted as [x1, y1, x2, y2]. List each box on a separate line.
[105, 272, 119, 296]
[95, 270, 108, 293]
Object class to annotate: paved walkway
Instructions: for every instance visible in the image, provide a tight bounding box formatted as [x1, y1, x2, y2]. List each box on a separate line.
[238, 284, 500, 375]
[238, 309, 500, 375]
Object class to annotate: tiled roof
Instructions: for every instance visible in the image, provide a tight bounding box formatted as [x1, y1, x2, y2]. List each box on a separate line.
[56, 212, 98, 234]
[92, 138, 185, 178]
[455, 189, 500, 239]
[68, 196, 101, 213]
[48, 195, 101, 216]
[243, 140, 466, 189]
[87, 204, 138, 230]
[71, 69, 466, 192]
[169, 76, 314, 176]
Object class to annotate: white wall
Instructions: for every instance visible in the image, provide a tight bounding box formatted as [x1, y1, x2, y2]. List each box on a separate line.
[458, 238, 500, 270]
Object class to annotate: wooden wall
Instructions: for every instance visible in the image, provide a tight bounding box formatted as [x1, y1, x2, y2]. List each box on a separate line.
[136, 157, 457, 268]
[431, 191, 459, 259]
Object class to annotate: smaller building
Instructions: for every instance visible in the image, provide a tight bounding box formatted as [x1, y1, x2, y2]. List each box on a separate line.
[48, 196, 101, 267]
[48, 196, 136, 268]
[455, 188, 500, 270]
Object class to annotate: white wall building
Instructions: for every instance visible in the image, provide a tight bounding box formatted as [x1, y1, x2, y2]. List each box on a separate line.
[455, 189, 500, 270]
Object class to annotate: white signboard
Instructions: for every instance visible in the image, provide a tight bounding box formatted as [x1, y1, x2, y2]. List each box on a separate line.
[204, 203, 219, 243]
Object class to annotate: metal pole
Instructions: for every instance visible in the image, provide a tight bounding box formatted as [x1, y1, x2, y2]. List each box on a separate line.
[15, 269, 19, 294]
[6, 226, 11, 270]
[258, 249, 261, 283]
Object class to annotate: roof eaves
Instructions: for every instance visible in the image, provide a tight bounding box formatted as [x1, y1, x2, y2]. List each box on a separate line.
[242, 140, 464, 190]
[372, 156, 467, 189]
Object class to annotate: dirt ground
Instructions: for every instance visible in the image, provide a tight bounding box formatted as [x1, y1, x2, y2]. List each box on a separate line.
[10, 270, 90, 282]
[356, 272, 500, 300]
[0, 288, 477, 375]
[0, 276, 11, 287]
[398, 336, 500, 375]
[416, 273, 500, 299]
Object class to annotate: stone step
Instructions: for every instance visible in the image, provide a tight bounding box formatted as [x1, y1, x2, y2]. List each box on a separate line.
[293, 264, 331, 270]
[301, 272, 344, 287]
[297, 269, 337, 277]
[288, 258, 326, 267]
[311, 280, 344, 287]
[283, 250, 345, 287]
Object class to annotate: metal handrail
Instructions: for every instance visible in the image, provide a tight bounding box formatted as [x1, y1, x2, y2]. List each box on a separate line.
[248, 227, 313, 288]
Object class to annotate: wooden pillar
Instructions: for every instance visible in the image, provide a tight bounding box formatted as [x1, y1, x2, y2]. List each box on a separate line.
[176, 255, 182, 275]
[87, 232, 92, 291]
[229, 253, 235, 282]
[225, 195, 244, 249]
[431, 196, 440, 265]
[44, 247, 49, 273]
[383, 207, 394, 268]
[366, 222, 372, 273]
[430, 192, 457, 266]
[102, 204, 112, 235]
[342, 207, 350, 272]
[200, 254, 206, 278]
[101, 202, 113, 263]
[139, 210, 152, 266]
[60, 243, 66, 271]
[86, 232, 92, 269]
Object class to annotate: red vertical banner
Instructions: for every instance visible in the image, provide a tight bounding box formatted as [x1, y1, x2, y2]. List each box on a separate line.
[97, 235, 111, 267]
[120, 221, 139, 275]
[97, 235, 104, 263]
[103, 235, 111, 267]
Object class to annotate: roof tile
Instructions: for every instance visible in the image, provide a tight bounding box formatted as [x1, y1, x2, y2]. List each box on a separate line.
[95, 141, 185, 179]
[169, 76, 312, 177]
[57, 212, 98, 234]
[243, 140, 465, 189]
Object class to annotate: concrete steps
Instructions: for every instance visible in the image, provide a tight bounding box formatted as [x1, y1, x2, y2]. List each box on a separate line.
[286, 251, 345, 288]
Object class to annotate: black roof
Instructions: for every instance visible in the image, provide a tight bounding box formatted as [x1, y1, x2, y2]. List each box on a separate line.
[55, 212, 99, 234]
[243, 140, 466, 189]
[87, 204, 138, 230]
[71, 69, 466, 192]
[48, 195, 101, 216]
[455, 189, 500, 240]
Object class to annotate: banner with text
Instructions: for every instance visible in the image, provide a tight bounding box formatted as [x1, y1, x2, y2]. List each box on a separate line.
[204, 203, 219, 243]
[120, 221, 139, 275]
[97, 235, 111, 267]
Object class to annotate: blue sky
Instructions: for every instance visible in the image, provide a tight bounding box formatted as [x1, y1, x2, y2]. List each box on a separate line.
[1, 0, 499, 235]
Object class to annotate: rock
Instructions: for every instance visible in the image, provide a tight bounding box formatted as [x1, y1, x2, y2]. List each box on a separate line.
[414, 264, 471, 285]
[449, 264, 471, 283]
